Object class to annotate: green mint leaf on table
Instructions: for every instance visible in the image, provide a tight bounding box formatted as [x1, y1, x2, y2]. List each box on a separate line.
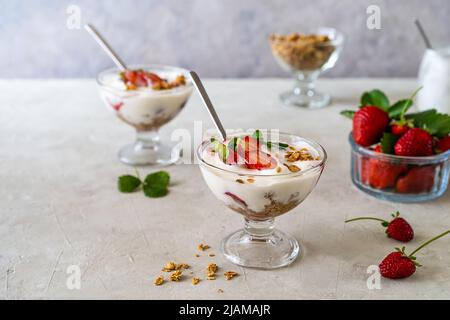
[340, 110, 355, 119]
[380, 132, 399, 154]
[360, 89, 390, 111]
[406, 109, 450, 138]
[143, 171, 170, 198]
[118, 175, 142, 193]
[388, 99, 413, 120]
[252, 130, 263, 141]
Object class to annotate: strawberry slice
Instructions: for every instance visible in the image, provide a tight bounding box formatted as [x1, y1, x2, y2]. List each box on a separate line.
[367, 159, 407, 189]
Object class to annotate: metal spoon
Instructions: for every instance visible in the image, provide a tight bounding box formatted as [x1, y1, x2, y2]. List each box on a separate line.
[84, 23, 128, 71]
[415, 19, 433, 50]
[189, 71, 227, 141]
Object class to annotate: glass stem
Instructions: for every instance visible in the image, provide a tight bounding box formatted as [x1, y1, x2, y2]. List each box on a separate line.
[293, 71, 320, 96]
[135, 129, 160, 151]
[244, 218, 275, 239]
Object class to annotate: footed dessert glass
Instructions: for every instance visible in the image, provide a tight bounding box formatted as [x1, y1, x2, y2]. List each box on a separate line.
[197, 133, 326, 269]
[97, 65, 193, 166]
[269, 28, 344, 108]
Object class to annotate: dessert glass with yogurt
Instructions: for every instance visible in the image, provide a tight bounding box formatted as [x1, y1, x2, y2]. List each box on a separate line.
[197, 131, 326, 269]
[97, 65, 193, 166]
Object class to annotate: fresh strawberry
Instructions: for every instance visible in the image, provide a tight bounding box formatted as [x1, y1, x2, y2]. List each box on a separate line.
[352, 106, 389, 147]
[346, 211, 414, 242]
[391, 124, 410, 136]
[373, 144, 382, 153]
[386, 213, 414, 242]
[394, 128, 434, 156]
[379, 230, 450, 279]
[237, 136, 277, 170]
[396, 166, 436, 194]
[123, 70, 137, 84]
[379, 251, 416, 279]
[134, 70, 148, 87]
[367, 159, 407, 189]
[436, 135, 450, 153]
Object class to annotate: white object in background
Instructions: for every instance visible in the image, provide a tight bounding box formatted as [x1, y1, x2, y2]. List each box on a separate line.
[417, 47, 450, 114]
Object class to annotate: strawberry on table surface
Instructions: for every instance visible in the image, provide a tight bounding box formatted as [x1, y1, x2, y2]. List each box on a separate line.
[396, 165, 436, 194]
[352, 106, 389, 147]
[394, 128, 434, 157]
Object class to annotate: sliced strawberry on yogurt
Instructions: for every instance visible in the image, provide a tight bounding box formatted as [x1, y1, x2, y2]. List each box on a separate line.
[145, 72, 163, 84]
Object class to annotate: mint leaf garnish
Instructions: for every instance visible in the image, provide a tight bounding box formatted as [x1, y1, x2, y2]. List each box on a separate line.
[252, 130, 263, 141]
[380, 132, 399, 154]
[340, 110, 355, 119]
[143, 171, 170, 198]
[406, 109, 450, 138]
[118, 175, 141, 193]
[361, 89, 390, 111]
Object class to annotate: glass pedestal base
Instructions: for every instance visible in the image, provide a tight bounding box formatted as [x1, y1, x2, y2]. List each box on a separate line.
[280, 90, 331, 109]
[221, 219, 300, 269]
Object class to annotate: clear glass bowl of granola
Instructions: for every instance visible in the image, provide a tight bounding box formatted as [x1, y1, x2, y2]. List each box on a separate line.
[97, 65, 193, 166]
[269, 28, 344, 108]
[197, 131, 326, 269]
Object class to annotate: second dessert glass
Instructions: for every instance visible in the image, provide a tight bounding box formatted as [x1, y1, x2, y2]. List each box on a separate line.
[197, 132, 327, 269]
[97, 65, 193, 166]
[269, 28, 344, 108]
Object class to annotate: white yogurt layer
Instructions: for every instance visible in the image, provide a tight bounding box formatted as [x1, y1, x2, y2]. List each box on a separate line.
[99, 72, 192, 128]
[199, 137, 324, 215]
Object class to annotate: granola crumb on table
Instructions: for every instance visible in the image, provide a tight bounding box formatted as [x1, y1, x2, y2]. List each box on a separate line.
[154, 275, 164, 286]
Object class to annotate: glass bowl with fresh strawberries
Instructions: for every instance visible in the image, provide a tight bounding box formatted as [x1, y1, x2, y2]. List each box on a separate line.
[342, 89, 450, 202]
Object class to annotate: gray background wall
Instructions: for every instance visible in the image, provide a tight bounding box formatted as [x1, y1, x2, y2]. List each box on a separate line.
[0, 0, 449, 78]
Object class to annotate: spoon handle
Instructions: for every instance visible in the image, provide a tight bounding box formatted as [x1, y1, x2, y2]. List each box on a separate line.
[84, 24, 128, 71]
[190, 71, 227, 141]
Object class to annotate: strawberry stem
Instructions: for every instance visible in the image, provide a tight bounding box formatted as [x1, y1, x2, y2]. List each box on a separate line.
[408, 230, 450, 257]
[345, 217, 388, 224]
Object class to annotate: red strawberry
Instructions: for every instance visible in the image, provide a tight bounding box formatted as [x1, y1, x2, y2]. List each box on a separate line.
[437, 136, 450, 153]
[367, 159, 407, 189]
[386, 214, 414, 242]
[391, 124, 410, 136]
[353, 106, 389, 147]
[379, 251, 416, 279]
[396, 166, 436, 194]
[394, 128, 434, 156]
[379, 230, 450, 279]
[346, 211, 414, 242]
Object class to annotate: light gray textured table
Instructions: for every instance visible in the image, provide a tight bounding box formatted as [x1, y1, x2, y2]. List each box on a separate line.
[1, 78, 449, 300]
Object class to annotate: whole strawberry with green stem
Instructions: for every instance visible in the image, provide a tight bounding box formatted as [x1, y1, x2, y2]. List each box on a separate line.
[346, 212, 414, 242]
[379, 230, 450, 279]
